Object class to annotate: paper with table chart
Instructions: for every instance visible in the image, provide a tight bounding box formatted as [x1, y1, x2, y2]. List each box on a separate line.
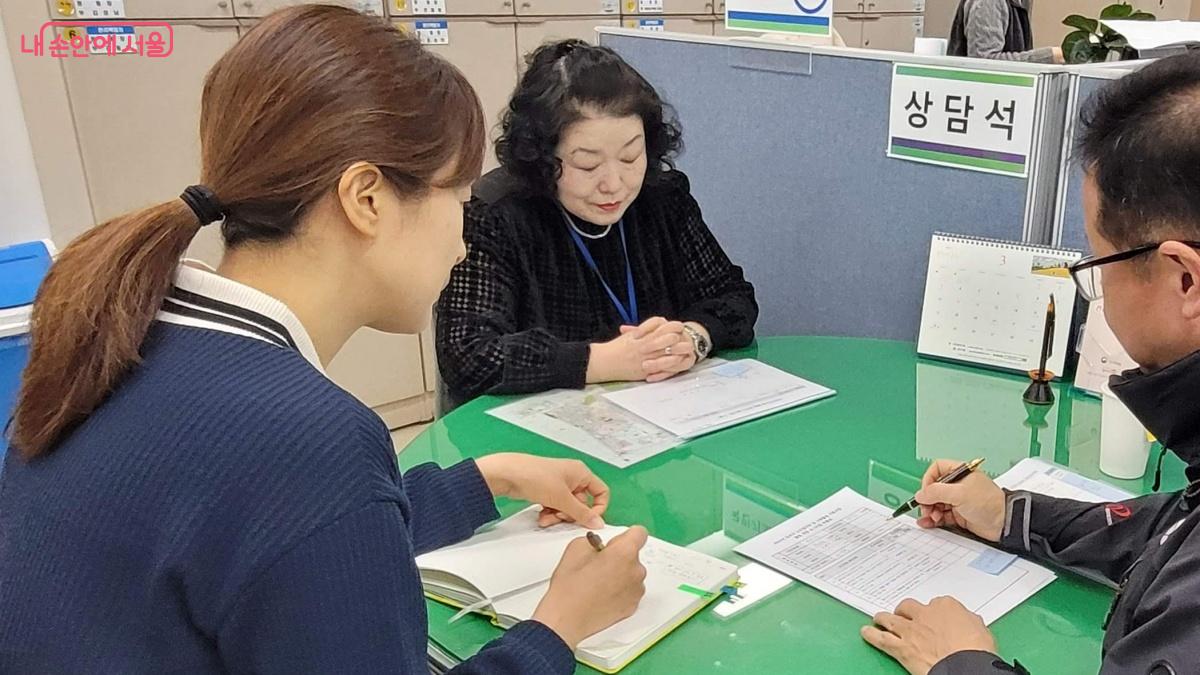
[602, 359, 836, 439]
[995, 458, 1134, 503]
[918, 234, 1082, 376]
[486, 385, 684, 468]
[734, 488, 1055, 625]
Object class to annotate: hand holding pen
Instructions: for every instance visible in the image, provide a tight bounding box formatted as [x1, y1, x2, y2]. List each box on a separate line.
[905, 458, 1007, 543]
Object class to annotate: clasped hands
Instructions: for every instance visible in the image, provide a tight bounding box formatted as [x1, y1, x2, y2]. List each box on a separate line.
[588, 316, 707, 384]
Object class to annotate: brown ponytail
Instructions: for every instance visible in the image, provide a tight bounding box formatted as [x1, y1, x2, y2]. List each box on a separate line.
[10, 5, 484, 459]
[12, 202, 200, 458]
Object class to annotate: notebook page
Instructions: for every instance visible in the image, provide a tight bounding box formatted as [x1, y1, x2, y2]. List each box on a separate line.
[416, 506, 626, 600]
[735, 488, 1055, 625]
[492, 538, 738, 666]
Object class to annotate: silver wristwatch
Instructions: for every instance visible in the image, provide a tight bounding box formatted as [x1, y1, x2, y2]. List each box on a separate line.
[681, 323, 711, 361]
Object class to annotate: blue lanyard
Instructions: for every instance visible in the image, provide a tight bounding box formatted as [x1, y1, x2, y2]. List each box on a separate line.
[564, 216, 639, 326]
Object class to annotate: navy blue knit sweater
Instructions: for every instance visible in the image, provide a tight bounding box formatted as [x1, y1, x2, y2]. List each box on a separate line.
[0, 322, 573, 673]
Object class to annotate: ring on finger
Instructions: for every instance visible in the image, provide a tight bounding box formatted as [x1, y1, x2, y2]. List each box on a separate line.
[665, 345, 673, 355]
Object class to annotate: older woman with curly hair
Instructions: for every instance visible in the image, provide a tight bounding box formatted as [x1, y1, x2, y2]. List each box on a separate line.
[436, 39, 758, 408]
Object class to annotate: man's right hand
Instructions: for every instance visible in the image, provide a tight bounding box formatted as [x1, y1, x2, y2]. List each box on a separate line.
[914, 460, 1007, 543]
[531, 526, 649, 650]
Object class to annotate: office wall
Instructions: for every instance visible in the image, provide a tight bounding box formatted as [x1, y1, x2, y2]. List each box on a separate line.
[0, 7, 50, 247]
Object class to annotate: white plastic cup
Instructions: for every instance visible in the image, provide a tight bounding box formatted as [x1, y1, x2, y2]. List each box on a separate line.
[914, 37, 949, 56]
[1099, 385, 1152, 479]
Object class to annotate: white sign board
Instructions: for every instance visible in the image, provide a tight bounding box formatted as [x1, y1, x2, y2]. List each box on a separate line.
[887, 64, 1039, 178]
[726, 0, 832, 37]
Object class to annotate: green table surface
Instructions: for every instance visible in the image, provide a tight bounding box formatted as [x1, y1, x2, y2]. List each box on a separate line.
[401, 336, 1185, 674]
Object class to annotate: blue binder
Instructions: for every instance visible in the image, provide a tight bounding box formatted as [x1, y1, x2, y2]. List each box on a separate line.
[1, 240, 52, 481]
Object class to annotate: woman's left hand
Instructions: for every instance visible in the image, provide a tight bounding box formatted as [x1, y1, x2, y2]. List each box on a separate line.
[620, 319, 699, 383]
[476, 453, 609, 529]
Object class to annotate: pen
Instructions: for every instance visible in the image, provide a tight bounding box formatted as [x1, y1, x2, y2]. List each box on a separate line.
[1036, 294, 1056, 381]
[586, 531, 606, 552]
[890, 458, 986, 519]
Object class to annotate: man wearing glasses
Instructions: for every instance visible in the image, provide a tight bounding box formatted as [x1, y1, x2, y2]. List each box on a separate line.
[862, 52, 1200, 675]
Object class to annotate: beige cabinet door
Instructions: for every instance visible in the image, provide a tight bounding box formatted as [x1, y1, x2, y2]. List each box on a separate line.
[860, 13, 922, 50]
[399, 18, 518, 171]
[860, 0, 926, 12]
[623, 15, 716, 34]
[1193, 0, 1200, 19]
[834, 15, 863, 46]
[622, 0, 714, 13]
[516, 17, 620, 56]
[327, 329, 430, 426]
[46, 0, 234, 19]
[60, 22, 238, 226]
[922, 0, 956, 39]
[516, 0, 619, 17]
[232, 0, 383, 17]
[390, 0, 514, 16]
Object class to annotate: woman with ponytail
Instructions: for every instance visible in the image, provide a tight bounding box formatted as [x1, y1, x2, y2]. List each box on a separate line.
[0, 7, 646, 673]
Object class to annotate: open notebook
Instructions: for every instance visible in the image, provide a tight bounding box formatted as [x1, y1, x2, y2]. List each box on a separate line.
[416, 506, 738, 673]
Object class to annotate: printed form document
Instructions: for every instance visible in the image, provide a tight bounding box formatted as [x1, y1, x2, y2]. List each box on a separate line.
[735, 488, 1055, 624]
[603, 360, 835, 439]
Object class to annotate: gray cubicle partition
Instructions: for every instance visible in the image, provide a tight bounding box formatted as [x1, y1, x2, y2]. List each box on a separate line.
[599, 29, 1069, 340]
[1053, 65, 1141, 252]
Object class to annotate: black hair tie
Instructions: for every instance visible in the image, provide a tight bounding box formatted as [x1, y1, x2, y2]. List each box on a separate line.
[180, 185, 225, 227]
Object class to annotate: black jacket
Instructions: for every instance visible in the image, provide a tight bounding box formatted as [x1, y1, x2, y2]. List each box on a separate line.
[435, 169, 758, 408]
[934, 350, 1200, 674]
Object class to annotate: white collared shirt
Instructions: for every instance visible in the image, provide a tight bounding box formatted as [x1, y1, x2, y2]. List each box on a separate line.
[155, 261, 325, 374]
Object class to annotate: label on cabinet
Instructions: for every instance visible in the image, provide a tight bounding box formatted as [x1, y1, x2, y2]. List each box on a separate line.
[912, 0, 924, 10]
[913, 15, 923, 36]
[72, 0, 125, 18]
[85, 24, 135, 54]
[415, 20, 449, 44]
[636, 18, 665, 30]
[638, 0, 664, 12]
[602, 0, 619, 13]
[410, 0, 447, 13]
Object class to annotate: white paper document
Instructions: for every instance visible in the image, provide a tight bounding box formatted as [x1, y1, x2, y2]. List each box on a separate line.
[1074, 299, 1137, 397]
[995, 458, 1134, 503]
[734, 488, 1055, 625]
[487, 386, 684, 468]
[1100, 20, 1200, 50]
[602, 359, 836, 439]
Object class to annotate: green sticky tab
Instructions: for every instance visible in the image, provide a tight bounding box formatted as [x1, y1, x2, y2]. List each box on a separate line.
[677, 584, 714, 598]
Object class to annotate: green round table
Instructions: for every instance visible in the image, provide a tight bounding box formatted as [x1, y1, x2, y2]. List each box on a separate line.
[402, 336, 1184, 674]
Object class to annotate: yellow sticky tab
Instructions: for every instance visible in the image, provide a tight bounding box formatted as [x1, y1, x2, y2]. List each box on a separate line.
[626, 0, 636, 10]
[57, 0, 75, 16]
[395, 0, 407, 9]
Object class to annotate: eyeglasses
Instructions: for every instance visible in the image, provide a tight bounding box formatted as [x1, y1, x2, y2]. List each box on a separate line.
[1069, 240, 1200, 302]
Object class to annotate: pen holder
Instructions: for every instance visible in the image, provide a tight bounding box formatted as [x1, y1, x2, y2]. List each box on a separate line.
[1022, 370, 1055, 406]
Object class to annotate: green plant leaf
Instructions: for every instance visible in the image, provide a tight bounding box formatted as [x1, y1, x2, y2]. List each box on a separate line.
[1063, 30, 1095, 63]
[1100, 3, 1134, 18]
[1128, 11, 1156, 20]
[1063, 14, 1099, 33]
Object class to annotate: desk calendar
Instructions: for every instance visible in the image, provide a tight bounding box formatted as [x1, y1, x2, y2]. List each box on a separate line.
[918, 233, 1082, 376]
